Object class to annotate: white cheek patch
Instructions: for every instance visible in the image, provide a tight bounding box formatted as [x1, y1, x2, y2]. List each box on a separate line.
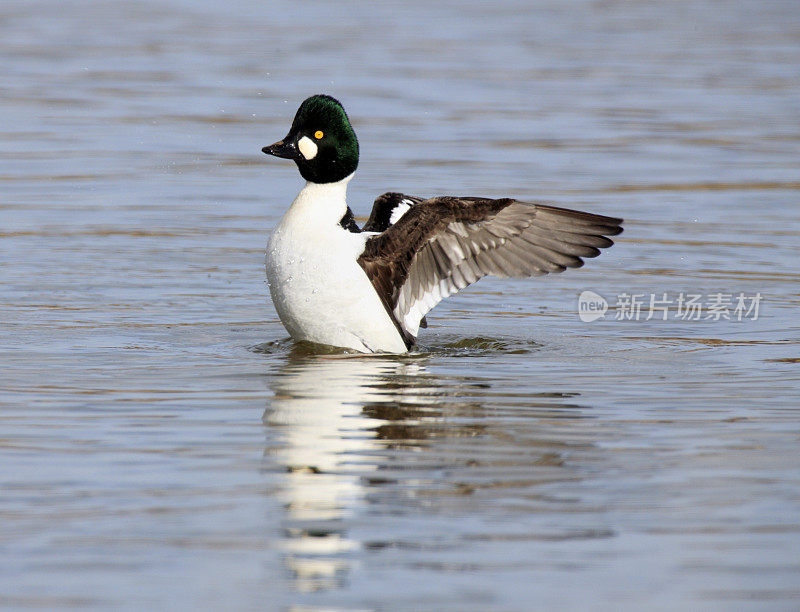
[297, 135, 318, 161]
[389, 200, 412, 225]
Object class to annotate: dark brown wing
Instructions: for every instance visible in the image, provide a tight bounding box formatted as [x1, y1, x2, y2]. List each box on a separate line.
[357, 195, 623, 341]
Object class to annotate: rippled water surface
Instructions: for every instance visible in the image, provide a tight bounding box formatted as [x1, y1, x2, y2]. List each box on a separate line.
[3, 0, 800, 610]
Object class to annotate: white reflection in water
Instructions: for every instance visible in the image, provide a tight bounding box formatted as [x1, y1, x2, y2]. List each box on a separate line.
[263, 356, 434, 591]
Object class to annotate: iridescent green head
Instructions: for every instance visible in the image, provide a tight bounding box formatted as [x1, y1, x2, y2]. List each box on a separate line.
[262, 95, 359, 184]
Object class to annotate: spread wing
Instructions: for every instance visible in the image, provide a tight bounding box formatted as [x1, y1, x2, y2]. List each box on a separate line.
[357, 194, 623, 342]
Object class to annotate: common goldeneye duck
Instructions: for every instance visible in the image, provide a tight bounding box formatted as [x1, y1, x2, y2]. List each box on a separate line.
[262, 94, 623, 354]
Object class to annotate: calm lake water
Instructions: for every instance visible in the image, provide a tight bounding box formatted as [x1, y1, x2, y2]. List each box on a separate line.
[2, 0, 800, 610]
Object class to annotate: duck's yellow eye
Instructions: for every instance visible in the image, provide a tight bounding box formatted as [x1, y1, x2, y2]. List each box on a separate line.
[314, 130, 324, 140]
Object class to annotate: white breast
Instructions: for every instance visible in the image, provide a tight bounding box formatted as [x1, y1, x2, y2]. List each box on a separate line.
[265, 178, 408, 353]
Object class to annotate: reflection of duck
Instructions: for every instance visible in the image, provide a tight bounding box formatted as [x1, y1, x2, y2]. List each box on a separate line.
[263, 355, 439, 592]
[262, 352, 593, 598]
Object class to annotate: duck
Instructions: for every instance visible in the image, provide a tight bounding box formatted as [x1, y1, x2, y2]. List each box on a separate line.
[262, 94, 622, 354]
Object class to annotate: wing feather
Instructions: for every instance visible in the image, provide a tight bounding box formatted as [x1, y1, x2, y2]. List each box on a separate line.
[363, 192, 425, 232]
[357, 195, 622, 342]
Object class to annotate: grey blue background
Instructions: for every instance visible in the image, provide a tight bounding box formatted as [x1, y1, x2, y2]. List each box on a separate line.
[2, 1, 799, 610]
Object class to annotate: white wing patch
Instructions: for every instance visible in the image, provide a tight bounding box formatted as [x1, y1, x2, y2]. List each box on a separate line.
[389, 199, 413, 225]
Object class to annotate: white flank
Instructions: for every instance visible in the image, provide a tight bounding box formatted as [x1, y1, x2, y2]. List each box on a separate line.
[297, 135, 318, 161]
[265, 174, 408, 354]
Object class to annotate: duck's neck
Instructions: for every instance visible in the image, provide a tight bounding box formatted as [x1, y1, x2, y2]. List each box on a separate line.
[289, 172, 355, 226]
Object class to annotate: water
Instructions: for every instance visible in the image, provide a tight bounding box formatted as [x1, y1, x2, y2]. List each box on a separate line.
[2, 0, 800, 609]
